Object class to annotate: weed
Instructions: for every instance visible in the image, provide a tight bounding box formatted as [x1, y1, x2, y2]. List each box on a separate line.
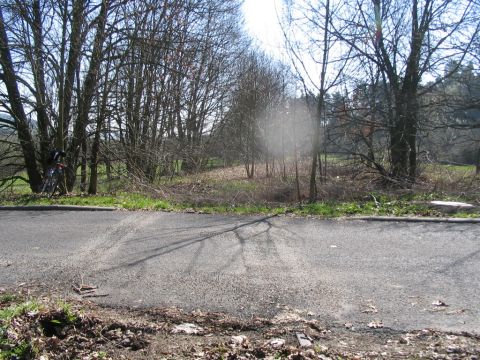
[0, 300, 40, 360]
[0, 294, 18, 305]
[57, 300, 77, 324]
[337, 203, 363, 215]
[0, 301, 41, 323]
[296, 203, 339, 217]
[96, 351, 108, 359]
[0, 340, 36, 360]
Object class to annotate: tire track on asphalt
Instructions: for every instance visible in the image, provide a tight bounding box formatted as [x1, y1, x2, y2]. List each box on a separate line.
[71, 213, 157, 281]
[264, 218, 345, 323]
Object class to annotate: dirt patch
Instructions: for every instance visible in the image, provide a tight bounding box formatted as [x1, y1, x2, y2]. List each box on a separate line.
[1, 287, 479, 359]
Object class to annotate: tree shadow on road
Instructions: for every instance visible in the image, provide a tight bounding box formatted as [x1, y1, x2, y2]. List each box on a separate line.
[102, 215, 278, 272]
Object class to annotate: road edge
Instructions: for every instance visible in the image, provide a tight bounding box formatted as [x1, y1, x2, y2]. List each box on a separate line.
[1, 205, 480, 223]
[348, 215, 480, 223]
[0, 205, 117, 211]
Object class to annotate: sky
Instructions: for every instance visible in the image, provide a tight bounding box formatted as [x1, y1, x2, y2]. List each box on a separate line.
[241, 0, 323, 92]
[242, 0, 285, 58]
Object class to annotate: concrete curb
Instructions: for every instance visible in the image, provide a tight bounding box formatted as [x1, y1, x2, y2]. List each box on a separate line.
[349, 215, 480, 224]
[0, 206, 479, 223]
[0, 205, 117, 211]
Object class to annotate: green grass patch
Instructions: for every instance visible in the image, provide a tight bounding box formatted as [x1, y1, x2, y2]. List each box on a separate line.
[390, 191, 479, 204]
[295, 203, 340, 217]
[0, 301, 41, 323]
[0, 340, 35, 360]
[1, 189, 479, 218]
[0, 294, 19, 305]
[0, 193, 175, 211]
[2, 193, 479, 218]
[293, 199, 458, 218]
[190, 204, 286, 215]
[56, 301, 77, 324]
[0, 174, 31, 195]
[0, 297, 41, 360]
[423, 163, 476, 173]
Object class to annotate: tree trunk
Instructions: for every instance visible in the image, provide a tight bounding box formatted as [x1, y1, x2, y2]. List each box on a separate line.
[309, 0, 330, 202]
[88, 51, 111, 194]
[389, 120, 409, 179]
[88, 118, 103, 194]
[32, 0, 51, 171]
[308, 147, 318, 202]
[374, 0, 427, 184]
[309, 102, 323, 201]
[0, 8, 42, 192]
[80, 138, 87, 192]
[390, 91, 418, 183]
[406, 96, 418, 182]
[475, 146, 480, 176]
[292, 105, 301, 201]
[245, 151, 255, 179]
[58, 0, 85, 150]
[294, 148, 301, 202]
[67, 0, 110, 191]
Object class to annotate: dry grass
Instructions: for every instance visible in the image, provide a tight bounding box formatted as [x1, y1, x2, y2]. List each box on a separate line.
[146, 160, 480, 206]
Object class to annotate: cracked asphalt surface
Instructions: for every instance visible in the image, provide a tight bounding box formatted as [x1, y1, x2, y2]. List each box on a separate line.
[0, 210, 478, 333]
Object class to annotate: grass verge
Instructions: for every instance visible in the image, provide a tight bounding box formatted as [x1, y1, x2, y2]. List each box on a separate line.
[1, 192, 479, 218]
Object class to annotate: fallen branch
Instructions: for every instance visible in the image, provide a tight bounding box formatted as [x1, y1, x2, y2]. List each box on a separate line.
[81, 293, 109, 298]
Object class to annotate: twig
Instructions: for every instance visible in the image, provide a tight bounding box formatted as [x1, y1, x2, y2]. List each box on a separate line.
[82, 293, 109, 298]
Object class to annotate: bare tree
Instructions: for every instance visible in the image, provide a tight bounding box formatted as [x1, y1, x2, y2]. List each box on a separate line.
[0, 5, 42, 191]
[66, 0, 112, 191]
[331, 0, 479, 183]
[281, 0, 347, 201]
[220, 51, 289, 179]
[0, 0, 113, 191]
[423, 62, 480, 173]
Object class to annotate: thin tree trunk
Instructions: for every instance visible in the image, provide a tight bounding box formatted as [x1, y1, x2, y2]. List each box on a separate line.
[407, 94, 418, 182]
[475, 146, 480, 176]
[282, 126, 286, 181]
[309, 143, 318, 201]
[58, 0, 85, 150]
[293, 136, 301, 201]
[88, 117, 103, 194]
[309, 0, 330, 202]
[80, 138, 87, 192]
[104, 124, 112, 185]
[88, 52, 112, 194]
[292, 100, 301, 201]
[32, 0, 50, 170]
[317, 150, 322, 184]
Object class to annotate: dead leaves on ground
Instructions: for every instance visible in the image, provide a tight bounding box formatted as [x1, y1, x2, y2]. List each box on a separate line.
[1, 289, 480, 359]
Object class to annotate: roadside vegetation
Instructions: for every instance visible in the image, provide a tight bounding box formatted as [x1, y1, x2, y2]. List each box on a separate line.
[1, 288, 479, 360]
[0, 0, 479, 216]
[2, 159, 479, 218]
[0, 0, 479, 202]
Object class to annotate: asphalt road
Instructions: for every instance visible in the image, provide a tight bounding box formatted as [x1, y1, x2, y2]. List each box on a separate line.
[0, 210, 478, 333]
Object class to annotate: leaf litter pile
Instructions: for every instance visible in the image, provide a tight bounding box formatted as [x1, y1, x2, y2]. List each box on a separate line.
[1, 289, 479, 359]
